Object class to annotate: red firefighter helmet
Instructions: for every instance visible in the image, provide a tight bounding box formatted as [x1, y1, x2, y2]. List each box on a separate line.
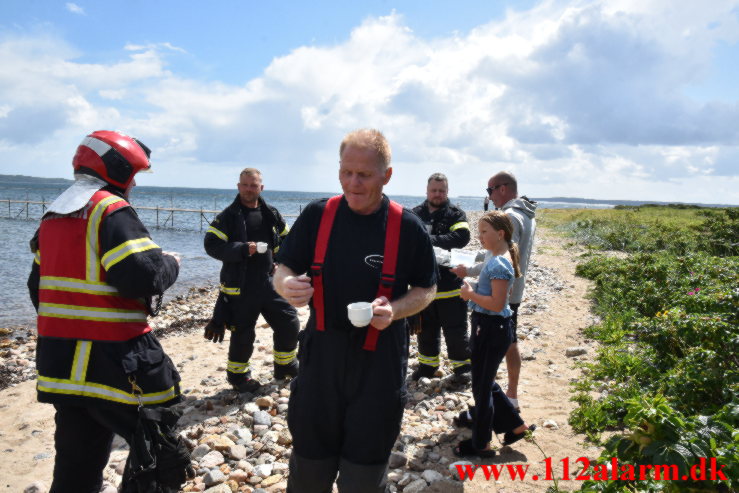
[72, 130, 151, 190]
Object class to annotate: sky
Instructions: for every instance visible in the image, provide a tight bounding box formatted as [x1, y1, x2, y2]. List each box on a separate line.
[0, 0, 738, 204]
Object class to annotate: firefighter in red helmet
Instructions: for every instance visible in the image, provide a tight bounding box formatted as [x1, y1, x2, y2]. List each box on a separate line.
[27, 131, 191, 493]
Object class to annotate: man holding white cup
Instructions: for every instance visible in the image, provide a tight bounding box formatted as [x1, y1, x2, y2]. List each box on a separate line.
[204, 168, 300, 391]
[274, 129, 437, 493]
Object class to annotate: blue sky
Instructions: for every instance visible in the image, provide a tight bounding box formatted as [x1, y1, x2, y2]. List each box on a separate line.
[1, 0, 738, 204]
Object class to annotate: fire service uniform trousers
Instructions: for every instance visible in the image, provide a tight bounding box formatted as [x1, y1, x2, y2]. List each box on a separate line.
[286, 321, 409, 493]
[417, 296, 471, 373]
[227, 278, 299, 384]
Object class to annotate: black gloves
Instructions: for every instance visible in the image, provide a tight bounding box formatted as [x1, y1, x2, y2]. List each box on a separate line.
[204, 320, 226, 343]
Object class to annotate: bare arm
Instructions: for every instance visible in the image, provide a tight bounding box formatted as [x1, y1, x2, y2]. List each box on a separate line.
[460, 279, 508, 312]
[371, 284, 436, 330]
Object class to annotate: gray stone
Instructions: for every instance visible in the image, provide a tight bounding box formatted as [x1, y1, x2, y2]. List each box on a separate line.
[233, 427, 253, 442]
[253, 410, 272, 426]
[565, 347, 587, 357]
[403, 478, 428, 493]
[412, 392, 426, 401]
[397, 473, 414, 487]
[422, 469, 444, 483]
[388, 451, 407, 469]
[203, 469, 226, 487]
[191, 443, 211, 460]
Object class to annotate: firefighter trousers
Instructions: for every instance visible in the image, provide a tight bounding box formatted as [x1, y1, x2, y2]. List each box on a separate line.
[287, 321, 409, 492]
[227, 280, 299, 383]
[50, 404, 137, 493]
[416, 296, 471, 372]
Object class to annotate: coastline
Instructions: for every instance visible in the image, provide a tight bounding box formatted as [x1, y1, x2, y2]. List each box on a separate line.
[2, 211, 602, 492]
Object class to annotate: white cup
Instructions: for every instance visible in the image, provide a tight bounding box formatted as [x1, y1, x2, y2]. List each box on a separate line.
[256, 242, 268, 254]
[347, 302, 373, 327]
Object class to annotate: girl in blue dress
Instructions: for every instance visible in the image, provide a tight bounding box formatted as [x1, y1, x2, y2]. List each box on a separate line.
[455, 211, 536, 457]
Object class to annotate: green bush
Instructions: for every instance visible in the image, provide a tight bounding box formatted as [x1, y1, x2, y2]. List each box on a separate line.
[557, 207, 739, 492]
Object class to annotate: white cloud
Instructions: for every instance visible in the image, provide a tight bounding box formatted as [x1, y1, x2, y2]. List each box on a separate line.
[65, 3, 85, 15]
[1, 1, 738, 204]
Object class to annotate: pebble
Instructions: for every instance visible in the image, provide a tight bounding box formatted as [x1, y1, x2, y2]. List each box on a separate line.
[449, 461, 474, 479]
[203, 484, 232, 493]
[253, 410, 272, 426]
[388, 451, 407, 469]
[228, 444, 247, 460]
[421, 469, 444, 483]
[203, 469, 226, 487]
[200, 451, 225, 469]
[403, 478, 429, 493]
[566, 346, 588, 357]
[256, 396, 274, 408]
[228, 469, 249, 483]
[254, 463, 274, 478]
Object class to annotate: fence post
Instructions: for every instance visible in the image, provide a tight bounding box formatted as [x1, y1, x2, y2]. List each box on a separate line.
[156, 206, 159, 229]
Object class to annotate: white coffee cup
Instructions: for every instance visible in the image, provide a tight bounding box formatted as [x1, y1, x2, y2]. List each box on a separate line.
[347, 302, 373, 327]
[256, 242, 268, 254]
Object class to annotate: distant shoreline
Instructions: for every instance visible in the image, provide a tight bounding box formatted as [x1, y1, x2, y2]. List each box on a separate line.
[1, 173, 736, 208]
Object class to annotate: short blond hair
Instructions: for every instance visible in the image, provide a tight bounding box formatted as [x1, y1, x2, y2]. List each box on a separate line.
[240, 168, 262, 180]
[339, 129, 392, 169]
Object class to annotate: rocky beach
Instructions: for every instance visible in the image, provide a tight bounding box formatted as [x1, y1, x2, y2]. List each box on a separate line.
[2, 211, 603, 493]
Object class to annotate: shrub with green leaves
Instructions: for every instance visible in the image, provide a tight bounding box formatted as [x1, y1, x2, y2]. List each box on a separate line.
[555, 206, 739, 492]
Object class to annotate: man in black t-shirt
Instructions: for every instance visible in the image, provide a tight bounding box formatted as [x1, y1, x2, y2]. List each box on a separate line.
[274, 129, 437, 493]
[204, 168, 299, 392]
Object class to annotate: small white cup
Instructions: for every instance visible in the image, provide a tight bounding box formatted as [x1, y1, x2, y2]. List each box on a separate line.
[256, 242, 268, 254]
[347, 302, 373, 327]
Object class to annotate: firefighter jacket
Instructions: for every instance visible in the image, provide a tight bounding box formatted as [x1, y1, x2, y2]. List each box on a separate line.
[27, 188, 181, 408]
[204, 194, 289, 297]
[412, 200, 470, 299]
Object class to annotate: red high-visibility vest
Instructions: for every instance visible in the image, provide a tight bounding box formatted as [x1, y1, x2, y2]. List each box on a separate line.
[311, 195, 402, 351]
[37, 190, 152, 341]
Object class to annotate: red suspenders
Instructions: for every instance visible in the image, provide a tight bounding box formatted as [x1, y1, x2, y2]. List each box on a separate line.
[310, 195, 403, 351]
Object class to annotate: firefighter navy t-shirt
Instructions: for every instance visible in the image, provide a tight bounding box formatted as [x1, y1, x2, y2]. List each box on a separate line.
[241, 204, 274, 278]
[276, 195, 437, 331]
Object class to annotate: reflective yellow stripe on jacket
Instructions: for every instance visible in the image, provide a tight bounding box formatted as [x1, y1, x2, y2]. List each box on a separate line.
[86, 195, 125, 282]
[40, 276, 120, 296]
[220, 284, 241, 296]
[101, 237, 159, 270]
[38, 302, 148, 323]
[37, 376, 177, 405]
[449, 221, 470, 232]
[207, 226, 228, 242]
[435, 289, 461, 300]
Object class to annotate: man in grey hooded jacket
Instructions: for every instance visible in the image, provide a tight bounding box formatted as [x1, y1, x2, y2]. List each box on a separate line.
[452, 171, 537, 410]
